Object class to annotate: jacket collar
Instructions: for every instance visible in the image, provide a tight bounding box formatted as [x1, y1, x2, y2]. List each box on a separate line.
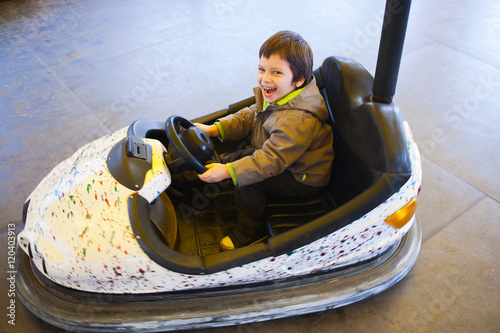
[253, 76, 318, 113]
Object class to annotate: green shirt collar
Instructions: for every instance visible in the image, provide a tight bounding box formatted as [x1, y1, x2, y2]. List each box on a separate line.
[263, 86, 305, 110]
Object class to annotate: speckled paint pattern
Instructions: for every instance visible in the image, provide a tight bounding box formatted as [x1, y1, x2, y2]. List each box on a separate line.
[18, 121, 421, 293]
[18, 127, 172, 292]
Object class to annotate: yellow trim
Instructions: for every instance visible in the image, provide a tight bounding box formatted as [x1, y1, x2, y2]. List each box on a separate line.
[263, 86, 306, 110]
[226, 163, 238, 185]
[215, 121, 226, 141]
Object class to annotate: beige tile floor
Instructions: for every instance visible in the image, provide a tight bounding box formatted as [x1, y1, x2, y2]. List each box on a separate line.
[1, 0, 499, 332]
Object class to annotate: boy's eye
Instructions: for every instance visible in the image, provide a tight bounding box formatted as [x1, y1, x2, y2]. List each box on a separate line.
[273, 71, 282, 75]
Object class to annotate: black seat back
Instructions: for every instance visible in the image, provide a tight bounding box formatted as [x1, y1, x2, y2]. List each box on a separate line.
[315, 56, 411, 204]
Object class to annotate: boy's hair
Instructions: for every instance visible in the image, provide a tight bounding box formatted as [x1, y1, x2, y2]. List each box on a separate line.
[259, 30, 313, 87]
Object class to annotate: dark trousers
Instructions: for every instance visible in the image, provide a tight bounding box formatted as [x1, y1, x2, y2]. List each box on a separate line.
[221, 149, 318, 237]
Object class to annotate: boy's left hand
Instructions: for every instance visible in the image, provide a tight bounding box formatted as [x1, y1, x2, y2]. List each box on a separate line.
[194, 123, 220, 137]
[198, 163, 230, 183]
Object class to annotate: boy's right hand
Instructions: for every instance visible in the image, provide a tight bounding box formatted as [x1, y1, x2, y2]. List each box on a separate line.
[194, 123, 220, 137]
[198, 163, 230, 183]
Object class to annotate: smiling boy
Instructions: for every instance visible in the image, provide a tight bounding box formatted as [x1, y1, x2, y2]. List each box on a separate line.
[197, 30, 334, 250]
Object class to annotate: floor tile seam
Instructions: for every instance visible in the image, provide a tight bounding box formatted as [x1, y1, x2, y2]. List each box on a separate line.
[0, 18, 37, 82]
[46, 27, 211, 130]
[36, 54, 114, 133]
[167, 4, 212, 26]
[138, 6, 256, 60]
[412, 31, 500, 72]
[53, 77, 112, 132]
[0, 20, 111, 132]
[161, 17, 257, 60]
[45, 24, 213, 83]
[1, 8, 211, 79]
[423, 154, 497, 202]
[446, 44, 500, 72]
[230, 42, 260, 60]
[404, 35, 462, 61]
[202, 26, 256, 59]
[124, 25, 214, 58]
[165, 1, 234, 32]
[422, 194, 489, 245]
[0, 221, 21, 234]
[403, 30, 437, 56]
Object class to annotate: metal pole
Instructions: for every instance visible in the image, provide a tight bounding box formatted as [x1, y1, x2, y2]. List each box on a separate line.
[372, 0, 412, 103]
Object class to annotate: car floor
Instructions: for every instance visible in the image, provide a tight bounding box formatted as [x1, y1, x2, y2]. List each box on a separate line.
[171, 180, 240, 256]
[1, 0, 499, 332]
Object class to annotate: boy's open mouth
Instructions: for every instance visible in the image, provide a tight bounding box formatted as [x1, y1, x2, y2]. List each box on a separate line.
[262, 86, 277, 97]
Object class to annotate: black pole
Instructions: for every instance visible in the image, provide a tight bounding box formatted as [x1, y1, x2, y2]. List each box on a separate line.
[372, 0, 412, 103]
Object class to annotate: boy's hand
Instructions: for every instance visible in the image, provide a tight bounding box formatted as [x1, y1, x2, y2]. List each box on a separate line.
[194, 123, 220, 137]
[199, 163, 230, 183]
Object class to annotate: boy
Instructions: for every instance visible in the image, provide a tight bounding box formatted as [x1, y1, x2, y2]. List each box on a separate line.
[196, 30, 334, 251]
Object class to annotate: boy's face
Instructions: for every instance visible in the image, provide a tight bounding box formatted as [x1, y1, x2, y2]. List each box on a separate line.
[258, 53, 305, 104]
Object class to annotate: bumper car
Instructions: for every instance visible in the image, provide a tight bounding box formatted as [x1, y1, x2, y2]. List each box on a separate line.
[16, 1, 421, 331]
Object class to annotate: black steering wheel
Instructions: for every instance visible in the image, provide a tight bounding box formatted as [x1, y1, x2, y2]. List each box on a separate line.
[165, 115, 219, 174]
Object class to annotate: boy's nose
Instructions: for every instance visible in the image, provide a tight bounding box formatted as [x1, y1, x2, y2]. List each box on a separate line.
[262, 72, 271, 83]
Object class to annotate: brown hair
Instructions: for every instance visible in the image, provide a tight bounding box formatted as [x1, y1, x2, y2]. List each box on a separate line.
[259, 30, 313, 87]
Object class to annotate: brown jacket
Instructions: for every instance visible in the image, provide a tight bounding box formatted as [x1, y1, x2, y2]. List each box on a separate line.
[218, 77, 334, 187]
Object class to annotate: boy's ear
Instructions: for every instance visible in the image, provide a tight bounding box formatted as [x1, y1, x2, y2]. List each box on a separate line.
[294, 78, 305, 88]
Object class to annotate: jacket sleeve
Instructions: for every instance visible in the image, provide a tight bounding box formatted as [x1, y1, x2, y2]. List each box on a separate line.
[230, 113, 316, 186]
[217, 105, 256, 141]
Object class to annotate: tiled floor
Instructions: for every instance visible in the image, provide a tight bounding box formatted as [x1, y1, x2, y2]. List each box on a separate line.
[1, 0, 499, 332]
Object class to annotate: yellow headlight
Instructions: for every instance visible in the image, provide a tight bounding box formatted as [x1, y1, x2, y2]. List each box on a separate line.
[384, 198, 417, 229]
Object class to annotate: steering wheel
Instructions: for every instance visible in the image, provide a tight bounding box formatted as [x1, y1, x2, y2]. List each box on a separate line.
[165, 115, 219, 174]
